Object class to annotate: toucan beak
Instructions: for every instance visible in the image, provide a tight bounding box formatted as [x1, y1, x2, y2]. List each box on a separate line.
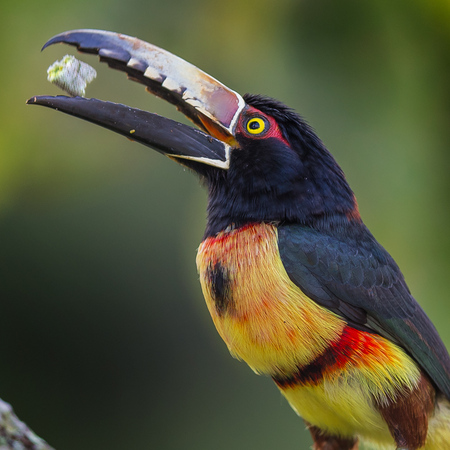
[27, 29, 247, 170]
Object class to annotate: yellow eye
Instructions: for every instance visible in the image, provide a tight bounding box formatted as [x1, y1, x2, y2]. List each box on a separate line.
[246, 117, 266, 135]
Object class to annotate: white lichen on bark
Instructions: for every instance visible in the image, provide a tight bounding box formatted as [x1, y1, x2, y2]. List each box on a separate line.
[0, 399, 54, 449]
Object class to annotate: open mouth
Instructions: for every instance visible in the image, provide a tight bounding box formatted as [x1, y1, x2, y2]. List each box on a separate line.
[27, 29, 247, 170]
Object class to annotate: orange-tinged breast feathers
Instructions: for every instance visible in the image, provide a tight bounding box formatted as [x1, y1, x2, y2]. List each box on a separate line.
[196, 223, 345, 376]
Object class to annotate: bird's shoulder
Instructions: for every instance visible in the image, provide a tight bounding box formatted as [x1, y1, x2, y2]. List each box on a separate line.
[277, 221, 450, 399]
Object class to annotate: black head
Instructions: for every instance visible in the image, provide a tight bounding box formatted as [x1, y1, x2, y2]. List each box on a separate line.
[201, 94, 360, 236]
[30, 30, 360, 238]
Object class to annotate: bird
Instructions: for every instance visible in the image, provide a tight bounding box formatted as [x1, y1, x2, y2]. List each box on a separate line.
[28, 29, 450, 450]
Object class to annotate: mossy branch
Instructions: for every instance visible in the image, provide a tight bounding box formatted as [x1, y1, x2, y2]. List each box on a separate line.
[0, 399, 53, 450]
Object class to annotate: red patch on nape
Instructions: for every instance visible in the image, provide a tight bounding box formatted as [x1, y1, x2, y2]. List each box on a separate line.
[346, 195, 362, 222]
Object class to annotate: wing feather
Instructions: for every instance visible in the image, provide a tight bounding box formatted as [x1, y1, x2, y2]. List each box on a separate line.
[278, 223, 450, 399]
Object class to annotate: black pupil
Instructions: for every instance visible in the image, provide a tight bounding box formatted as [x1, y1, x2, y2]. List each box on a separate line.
[249, 120, 261, 130]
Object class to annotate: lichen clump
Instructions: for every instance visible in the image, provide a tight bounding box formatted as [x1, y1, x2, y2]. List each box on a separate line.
[47, 55, 97, 97]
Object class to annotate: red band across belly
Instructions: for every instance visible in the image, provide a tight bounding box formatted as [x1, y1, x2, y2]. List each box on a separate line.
[273, 325, 384, 388]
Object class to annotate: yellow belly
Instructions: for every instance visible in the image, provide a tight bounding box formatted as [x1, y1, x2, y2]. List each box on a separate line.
[282, 376, 393, 445]
[196, 223, 421, 443]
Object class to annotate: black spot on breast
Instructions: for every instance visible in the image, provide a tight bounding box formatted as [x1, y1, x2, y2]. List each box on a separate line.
[206, 262, 233, 316]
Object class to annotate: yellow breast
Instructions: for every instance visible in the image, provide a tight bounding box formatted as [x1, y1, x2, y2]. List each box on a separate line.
[196, 222, 345, 376]
[196, 222, 423, 445]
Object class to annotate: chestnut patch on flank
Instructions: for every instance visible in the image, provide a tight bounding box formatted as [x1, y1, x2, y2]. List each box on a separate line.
[376, 372, 435, 449]
[206, 262, 233, 316]
[307, 423, 359, 450]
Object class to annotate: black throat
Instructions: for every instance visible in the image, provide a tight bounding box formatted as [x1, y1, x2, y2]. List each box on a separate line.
[203, 139, 357, 237]
[194, 94, 358, 238]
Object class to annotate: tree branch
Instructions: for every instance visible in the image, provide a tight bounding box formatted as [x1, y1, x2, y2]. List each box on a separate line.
[0, 399, 53, 450]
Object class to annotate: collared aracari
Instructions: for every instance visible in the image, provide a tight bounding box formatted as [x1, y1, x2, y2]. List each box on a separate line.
[27, 30, 450, 450]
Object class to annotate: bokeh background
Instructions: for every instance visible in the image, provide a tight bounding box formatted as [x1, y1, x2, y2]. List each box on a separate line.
[1, 0, 450, 449]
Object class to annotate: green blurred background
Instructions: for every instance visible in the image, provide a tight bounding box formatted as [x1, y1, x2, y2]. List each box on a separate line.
[1, 0, 449, 448]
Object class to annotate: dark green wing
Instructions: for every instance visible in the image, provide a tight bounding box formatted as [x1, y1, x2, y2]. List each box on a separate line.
[278, 223, 450, 399]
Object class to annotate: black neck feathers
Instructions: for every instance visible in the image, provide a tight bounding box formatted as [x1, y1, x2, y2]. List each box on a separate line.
[201, 95, 358, 237]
